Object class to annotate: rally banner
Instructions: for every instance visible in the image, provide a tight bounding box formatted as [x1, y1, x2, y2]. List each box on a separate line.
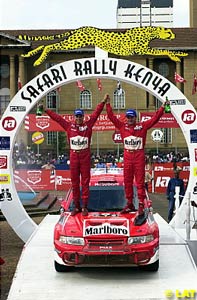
[24, 113, 118, 132]
[14, 163, 189, 194]
[153, 162, 189, 193]
[25, 111, 180, 132]
[14, 169, 55, 191]
[153, 162, 190, 172]
[140, 112, 179, 128]
[14, 170, 72, 191]
[153, 170, 189, 193]
[55, 170, 72, 191]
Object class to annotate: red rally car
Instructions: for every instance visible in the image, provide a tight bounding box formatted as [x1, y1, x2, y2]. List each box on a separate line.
[54, 169, 159, 272]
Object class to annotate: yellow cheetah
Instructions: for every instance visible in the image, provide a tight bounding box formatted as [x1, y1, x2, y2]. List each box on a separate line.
[18, 26, 188, 67]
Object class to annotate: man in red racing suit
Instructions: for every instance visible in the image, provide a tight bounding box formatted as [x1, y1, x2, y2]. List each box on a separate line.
[42, 96, 107, 216]
[106, 94, 165, 215]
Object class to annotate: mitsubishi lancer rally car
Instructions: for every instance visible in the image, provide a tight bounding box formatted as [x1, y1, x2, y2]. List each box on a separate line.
[54, 168, 159, 272]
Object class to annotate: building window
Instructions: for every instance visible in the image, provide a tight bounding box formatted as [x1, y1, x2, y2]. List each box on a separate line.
[155, 98, 162, 109]
[160, 128, 172, 144]
[113, 89, 125, 109]
[46, 91, 58, 110]
[0, 95, 10, 115]
[158, 62, 169, 78]
[47, 132, 57, 145]
[80, 90, 92, 109]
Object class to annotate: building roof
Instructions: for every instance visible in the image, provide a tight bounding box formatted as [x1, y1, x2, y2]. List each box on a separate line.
[1, 27, 197, 51]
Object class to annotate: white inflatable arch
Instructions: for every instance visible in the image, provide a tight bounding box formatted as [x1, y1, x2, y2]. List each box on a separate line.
[0, 57, 197, 242]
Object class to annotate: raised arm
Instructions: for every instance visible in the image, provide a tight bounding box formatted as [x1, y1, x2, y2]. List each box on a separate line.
[88, 94, 108, 127]
[106, 94, 123, 130]
[144, 101, 167, 130]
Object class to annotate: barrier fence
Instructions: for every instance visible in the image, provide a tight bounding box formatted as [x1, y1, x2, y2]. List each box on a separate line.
[14, 162, 190, 194]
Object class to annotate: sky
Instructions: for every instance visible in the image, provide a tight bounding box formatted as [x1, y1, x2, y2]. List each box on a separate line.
[0, 0, 189, 29]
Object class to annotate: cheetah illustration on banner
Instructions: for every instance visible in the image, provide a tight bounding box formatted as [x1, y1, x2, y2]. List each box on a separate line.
[18, 26, 188, 67]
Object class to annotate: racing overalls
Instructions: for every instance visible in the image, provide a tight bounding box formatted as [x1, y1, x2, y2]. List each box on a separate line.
[46, 102, 105, 208]
[106, 103, 164, 207]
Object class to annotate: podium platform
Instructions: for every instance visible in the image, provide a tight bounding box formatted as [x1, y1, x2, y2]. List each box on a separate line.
[7, 214, 197, 300]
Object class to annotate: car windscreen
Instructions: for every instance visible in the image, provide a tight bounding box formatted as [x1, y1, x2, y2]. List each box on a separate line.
[69, 185, 139, 212]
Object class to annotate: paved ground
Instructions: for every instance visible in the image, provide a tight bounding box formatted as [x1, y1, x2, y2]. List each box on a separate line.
[0, 193, 168, 300]
[149, 192, 168, 221]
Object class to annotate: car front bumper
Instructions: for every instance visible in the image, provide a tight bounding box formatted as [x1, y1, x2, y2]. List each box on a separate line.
[54, 241, 159, 267]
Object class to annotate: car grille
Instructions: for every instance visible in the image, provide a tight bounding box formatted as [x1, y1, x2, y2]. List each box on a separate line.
[62, 248, 150, 266]
[82, 252, 150, 265]
[85, 239, 125, 252]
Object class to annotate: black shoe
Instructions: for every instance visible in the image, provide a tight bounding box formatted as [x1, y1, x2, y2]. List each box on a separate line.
[71, 207, 81, 216]
[120, 205, 137, 214]
[82, 207, 88, 216]
[134, 213, 146, 226]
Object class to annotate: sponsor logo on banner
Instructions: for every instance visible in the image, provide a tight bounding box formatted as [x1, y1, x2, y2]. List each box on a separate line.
[154, 166, 164, 171]
[32, 132, 44, 144]
[182, 165, 190, 171]
[55, 176, 71, 185]
[2, 116, 17, 131]
[140, 113, 179, 128]
[36, 116, 50, 130]
[0, 156, 7, 169]
[141, 116, 151, 122]
[155, 176, 170, 187]
[0, 137, 10, 150]
[0, 188, 12, 202]
[27, 170, 42, 184]
[10, 106, 26, 112]
[151, 129, 163, 142]
[181, 110, 196, 124]
[190, 130, 197, 143]
[193, 167, 197, 177]
[170, 99, 186, 105]
[193, 183, 197, 194]
[95, 182, 119, 186]
[0, 174, 10, 184]
[83, 221, 129, 236]
[112, 131, 123, 143]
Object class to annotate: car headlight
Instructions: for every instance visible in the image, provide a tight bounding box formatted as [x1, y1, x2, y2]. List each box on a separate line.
[128, 234, 154, 244]
[59, 235, 85, 245]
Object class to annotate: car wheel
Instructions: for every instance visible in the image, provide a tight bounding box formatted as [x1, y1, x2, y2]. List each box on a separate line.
[139, 259, 159, 272]
[54, 261, 73, 272]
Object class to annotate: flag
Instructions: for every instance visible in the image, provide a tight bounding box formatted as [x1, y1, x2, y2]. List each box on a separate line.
[18, 76, 22, 90]
[117, 80, 123, 95]
[192, 74, 197, 95]
[174, 72, 186, 83]
[96, 78, 102, 91]
[76, 80, 85, 91]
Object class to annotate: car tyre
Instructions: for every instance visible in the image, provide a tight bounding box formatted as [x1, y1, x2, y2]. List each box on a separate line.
[54, 261, 73, 272]
[139, 259, 159, 272]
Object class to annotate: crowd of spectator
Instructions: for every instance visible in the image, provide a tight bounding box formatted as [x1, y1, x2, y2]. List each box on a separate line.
[13, 140, 69, 170]
[13, 140, 189, 170]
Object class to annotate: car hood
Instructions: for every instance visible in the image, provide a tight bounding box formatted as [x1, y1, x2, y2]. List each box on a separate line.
[62, 212, 151, 237]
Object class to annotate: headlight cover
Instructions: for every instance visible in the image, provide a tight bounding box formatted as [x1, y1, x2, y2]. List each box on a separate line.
[59, 235, 85, 245]
[128, 234, 154, 244]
